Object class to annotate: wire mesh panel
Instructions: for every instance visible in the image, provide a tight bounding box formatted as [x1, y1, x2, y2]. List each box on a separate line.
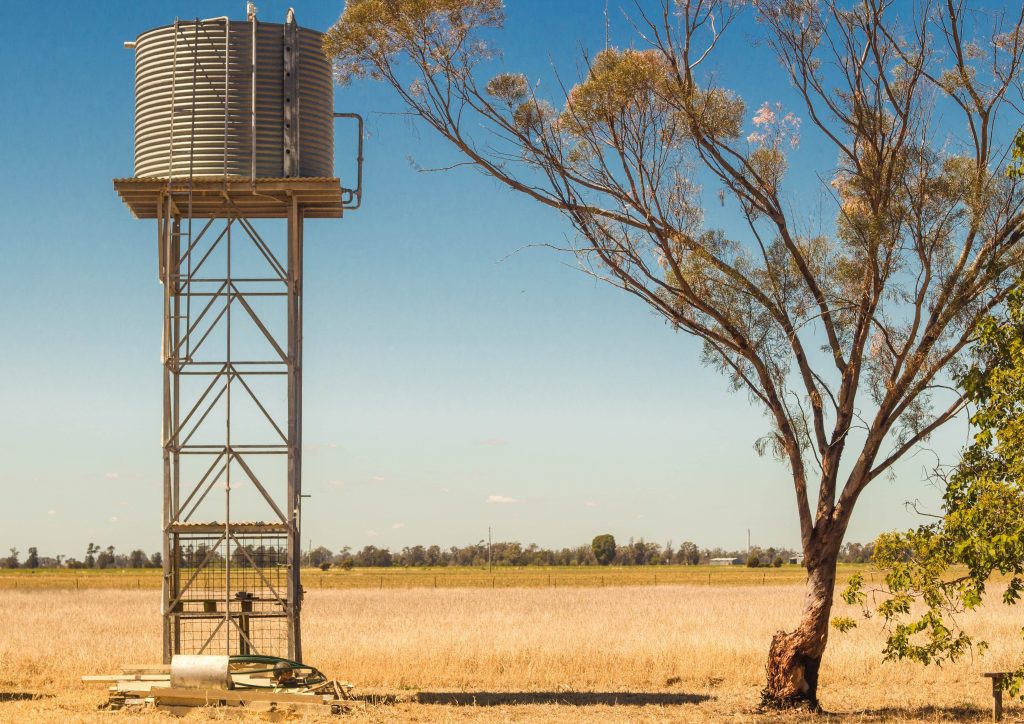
[171, 531, 289, 657]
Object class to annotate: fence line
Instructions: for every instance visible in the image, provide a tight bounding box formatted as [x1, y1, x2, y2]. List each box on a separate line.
[0, 565, 837, 591]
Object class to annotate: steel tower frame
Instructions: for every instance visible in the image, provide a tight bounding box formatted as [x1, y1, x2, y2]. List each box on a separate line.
[114, 174, 352, 663]
[157, 190, 305, 663]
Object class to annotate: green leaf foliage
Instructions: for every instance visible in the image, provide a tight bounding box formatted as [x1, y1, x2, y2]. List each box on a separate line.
[831, 616, 858, 633]
[1008, 129, 1024, 179]
[852, 286, 1024, 683]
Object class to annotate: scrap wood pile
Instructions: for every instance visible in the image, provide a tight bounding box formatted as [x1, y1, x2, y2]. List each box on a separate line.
[83, 654, 354, 715]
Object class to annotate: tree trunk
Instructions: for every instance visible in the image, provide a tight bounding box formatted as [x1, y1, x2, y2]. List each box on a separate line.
[761, 547, 839, 710]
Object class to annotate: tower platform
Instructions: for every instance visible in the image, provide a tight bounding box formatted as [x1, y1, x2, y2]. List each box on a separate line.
[113, 177, 345, 219]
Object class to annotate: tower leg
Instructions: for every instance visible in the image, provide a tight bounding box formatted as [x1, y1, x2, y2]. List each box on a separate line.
[286, 198, 304, 662]
[160, 209, 181, 664]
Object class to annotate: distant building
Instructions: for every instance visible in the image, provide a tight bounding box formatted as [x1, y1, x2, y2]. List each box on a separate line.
[709, 557, 742, 566]
[789, 554, 805, 565]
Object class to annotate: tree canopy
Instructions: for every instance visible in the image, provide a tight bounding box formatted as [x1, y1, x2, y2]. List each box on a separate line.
[325, 0, 1024, 706]
[591, 534, 617, 566]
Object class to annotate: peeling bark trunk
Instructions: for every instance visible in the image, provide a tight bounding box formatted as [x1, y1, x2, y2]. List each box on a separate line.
[761, 547, 839, 710]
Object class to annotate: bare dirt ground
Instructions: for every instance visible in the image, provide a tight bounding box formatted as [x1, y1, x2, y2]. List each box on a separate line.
[1, 586, 1021, 722]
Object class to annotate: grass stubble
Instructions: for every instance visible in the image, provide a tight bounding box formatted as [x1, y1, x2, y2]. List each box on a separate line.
[1, 583, 1022, 722]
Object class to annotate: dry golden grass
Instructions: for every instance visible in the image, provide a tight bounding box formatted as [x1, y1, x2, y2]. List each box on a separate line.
[0, 564, 871, 590]
[2, 585, 1023, 722]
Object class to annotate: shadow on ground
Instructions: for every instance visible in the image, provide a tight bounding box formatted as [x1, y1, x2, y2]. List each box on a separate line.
[821, 704, 994, 721]
[351, 691, 712, 706]
[0, 693, 50, 702]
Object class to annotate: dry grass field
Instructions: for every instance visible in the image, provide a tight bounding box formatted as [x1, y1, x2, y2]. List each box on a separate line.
[0, 564, 865, 590]
[2, 580, 1023, 722]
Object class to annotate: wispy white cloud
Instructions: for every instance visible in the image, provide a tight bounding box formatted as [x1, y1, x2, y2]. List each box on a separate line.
[487, 495, 521, 504]
[391, 522, 405, 529]
[371, 475, 386, 484]
[105, 472, 120, 480]
[47, 509, 56, 516]
[439, 487, 450, 493]
[303, 442, 344, 454]
[328, 479, 345, 488]
[476, 437, 507, 447]
[110, 516, 119, 523]
[366, 529, 378, 537]
[584, 501, 597, 508]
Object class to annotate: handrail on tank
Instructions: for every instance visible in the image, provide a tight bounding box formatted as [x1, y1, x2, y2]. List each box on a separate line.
[334, 113, 364, 211]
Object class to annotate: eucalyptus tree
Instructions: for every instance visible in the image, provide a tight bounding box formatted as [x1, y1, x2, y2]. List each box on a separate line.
[325, 0, 1024, 707]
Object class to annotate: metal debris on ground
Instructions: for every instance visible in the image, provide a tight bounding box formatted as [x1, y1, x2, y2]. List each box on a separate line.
[82, 654, 355, 715]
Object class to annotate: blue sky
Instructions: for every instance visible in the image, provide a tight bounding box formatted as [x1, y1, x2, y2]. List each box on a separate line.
[0, 0, 994, 559]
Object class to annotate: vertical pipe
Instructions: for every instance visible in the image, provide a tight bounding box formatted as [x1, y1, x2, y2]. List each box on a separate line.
[157, 194, 165, 283]
[286, 195, 303, 661]
[295, 208, 304, 661]
[160, 196, 172, 664]
[225, 216, 233, 654]
[250, 12, 257, 185]
[171, 210, 181, 547]
[286, 198, 296, 660]
[170, 212, 183, 658]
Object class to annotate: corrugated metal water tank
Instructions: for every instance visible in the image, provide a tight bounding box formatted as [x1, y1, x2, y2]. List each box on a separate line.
[132, 17, 333, 178]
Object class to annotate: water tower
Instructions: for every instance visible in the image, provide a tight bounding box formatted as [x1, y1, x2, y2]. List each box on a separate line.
[114, 6, 360, 664]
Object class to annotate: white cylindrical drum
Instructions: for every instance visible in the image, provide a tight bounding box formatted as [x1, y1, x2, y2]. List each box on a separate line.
[132, 17, 333, 178]
[169, 654, 232, 689]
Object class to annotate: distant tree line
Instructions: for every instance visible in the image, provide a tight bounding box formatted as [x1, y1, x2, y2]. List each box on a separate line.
[0, 537, 875, 570]
[303, 536, 875, 570]
[0, 544, 161, 570]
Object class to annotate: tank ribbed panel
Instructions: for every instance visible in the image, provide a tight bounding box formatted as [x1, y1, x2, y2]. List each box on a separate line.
[133, 20, 333, 178]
